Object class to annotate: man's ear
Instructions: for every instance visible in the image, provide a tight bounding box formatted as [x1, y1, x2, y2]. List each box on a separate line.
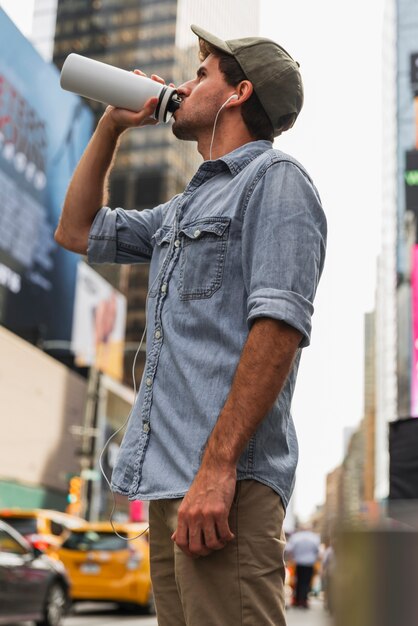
[237, 80, 253, 104]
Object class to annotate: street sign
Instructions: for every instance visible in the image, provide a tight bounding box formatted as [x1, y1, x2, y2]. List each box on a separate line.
[80, 468, 101, 481]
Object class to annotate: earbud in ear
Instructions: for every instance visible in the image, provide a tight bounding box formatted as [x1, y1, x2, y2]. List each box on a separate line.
[219, 94, 239, 110]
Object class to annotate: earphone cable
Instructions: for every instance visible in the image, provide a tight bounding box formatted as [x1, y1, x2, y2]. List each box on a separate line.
[98, 212, 179, 541]
[99, 95, 229, 540]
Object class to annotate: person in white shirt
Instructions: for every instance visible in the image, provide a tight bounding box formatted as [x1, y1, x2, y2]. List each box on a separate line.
[286, 527, 320, 608]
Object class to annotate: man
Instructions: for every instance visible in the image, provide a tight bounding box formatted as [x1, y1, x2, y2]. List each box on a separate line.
[55, 24, 327, 626]
[285, 525, 321, 609]
[286, 526, 321, 609]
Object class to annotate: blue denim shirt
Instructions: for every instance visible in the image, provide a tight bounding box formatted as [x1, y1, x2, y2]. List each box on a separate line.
[88, 140, 327, 508]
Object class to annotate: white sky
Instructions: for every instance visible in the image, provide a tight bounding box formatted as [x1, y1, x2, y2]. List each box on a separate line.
[259, 0, 383, 519]
[1, 0, 384, 520]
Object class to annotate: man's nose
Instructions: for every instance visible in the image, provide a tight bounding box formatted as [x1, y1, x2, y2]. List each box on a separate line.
[177, 80, 193, 99]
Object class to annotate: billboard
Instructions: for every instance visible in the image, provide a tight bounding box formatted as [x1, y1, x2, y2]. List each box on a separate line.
[411, 245, 418, 417]
[71, 262, 127, 381]
[0, 9, 93, 343]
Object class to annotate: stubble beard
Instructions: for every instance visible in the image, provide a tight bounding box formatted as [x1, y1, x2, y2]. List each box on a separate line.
[171, 95, 221, 142]
[171, 116, 199, 141]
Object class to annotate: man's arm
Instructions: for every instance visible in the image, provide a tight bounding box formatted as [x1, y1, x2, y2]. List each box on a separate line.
[54, 71, 166, 254]
[172, 317, 302, 558]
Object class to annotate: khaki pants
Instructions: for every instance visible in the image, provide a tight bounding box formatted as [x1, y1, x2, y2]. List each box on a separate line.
[149, 479, 287, 626]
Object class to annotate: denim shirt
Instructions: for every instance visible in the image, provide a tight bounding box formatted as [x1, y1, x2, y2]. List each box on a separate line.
[87, 140, 327, 508]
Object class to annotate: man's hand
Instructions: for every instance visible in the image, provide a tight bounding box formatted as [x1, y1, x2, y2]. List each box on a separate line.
[172, 464, 237, 558]
[102, 70, 176, 133]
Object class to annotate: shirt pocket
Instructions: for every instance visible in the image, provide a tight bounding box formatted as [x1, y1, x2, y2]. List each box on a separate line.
[178, 217, 230, 300]
[148, 225, 174, 297]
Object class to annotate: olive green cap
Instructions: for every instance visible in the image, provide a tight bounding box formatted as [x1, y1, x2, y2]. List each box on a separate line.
[191, 24, 304, 137]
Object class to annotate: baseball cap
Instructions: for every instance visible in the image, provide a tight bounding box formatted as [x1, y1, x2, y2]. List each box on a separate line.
[191, 24, 304, 137]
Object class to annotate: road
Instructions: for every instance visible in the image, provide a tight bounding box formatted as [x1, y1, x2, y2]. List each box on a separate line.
[286, 597, 333, 626]
[64, 599, 332, 626]
[64, 598, 332, 625]
[64, 603, 158, 625]
[65, 596, 333, 625]
[8, 597, 333, 626]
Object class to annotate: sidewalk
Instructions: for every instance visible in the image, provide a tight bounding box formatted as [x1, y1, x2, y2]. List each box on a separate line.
[286, 597, 333, 626]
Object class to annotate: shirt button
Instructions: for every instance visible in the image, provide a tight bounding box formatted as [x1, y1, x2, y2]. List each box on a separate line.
[161, 283, 167, 293]
[143, 422, 150, 433]
[155, 330, 161, 339]
[193, 229, 201, 238]
[146, 377, 152, 387]
[174, 239, 181, 247]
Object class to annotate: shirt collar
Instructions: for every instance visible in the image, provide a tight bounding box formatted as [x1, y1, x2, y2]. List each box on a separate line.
[219, 140, 273, 177]
[185, 140, 273, 194]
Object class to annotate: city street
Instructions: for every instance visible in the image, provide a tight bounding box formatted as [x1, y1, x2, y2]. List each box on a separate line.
[6, 597, 333, 626]
[61, 598, 332, 625]
[286, 597, 333, 626]
[64, 603, 157, 626]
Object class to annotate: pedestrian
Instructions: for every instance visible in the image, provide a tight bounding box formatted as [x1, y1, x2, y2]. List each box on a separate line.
[55, 24, 327, 626]
[286, 525, 321, 609]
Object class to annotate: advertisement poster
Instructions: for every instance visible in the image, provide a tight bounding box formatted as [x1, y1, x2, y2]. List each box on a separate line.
[0, 9, 93, 343]
[411, 245, 418, 417]
[71, 262, 127, 381]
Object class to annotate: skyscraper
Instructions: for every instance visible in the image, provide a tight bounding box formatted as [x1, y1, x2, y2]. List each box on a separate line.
[32, 0, 59, 61]
[48, 0, 259, 385]
[375, 0, 418, 503]
[375, 0, 398, 502]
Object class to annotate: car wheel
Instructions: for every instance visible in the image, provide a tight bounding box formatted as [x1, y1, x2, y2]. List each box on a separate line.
[36, 582, 67, 626]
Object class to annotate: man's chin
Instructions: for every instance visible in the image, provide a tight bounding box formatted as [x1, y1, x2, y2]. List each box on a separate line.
[171, 119, 197, 141]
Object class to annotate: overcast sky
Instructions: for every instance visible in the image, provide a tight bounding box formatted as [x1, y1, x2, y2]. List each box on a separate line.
[258, 0, 384, 519]
[1, 0, 384, 520]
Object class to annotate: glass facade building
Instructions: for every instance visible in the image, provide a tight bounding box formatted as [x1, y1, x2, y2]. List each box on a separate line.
[45, 0, 259, 384]
[376, 0, 418, 501]
[32, 0, 59, 61]
[375, 0, 397, 501]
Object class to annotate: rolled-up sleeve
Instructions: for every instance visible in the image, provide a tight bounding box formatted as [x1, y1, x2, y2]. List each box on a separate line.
[242, 160, 327, 348]
[87, 204, 164, 265]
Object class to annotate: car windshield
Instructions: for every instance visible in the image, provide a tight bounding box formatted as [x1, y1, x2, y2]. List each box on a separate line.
[0, 517, 37, 536]
[62, 530, 128, 551]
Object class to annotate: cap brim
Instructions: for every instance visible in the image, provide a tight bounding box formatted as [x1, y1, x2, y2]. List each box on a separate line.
[190, 25, 232, 55]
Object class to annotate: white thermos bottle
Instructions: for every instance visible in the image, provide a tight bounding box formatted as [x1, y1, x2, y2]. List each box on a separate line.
[60, 53, 181, 123]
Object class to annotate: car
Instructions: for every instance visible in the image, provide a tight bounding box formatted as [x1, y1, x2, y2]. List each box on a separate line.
[57, 521, 154, 613]
[0, 508, 84, 557]
[0, 519, 70, 626]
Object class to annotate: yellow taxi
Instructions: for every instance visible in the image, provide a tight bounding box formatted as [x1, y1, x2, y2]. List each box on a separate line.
[57, 521, 153, 613]
[0, 508, 84, 557]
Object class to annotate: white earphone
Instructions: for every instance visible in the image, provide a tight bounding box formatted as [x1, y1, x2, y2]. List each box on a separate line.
[209, 94, 239, 160]
[223, 94, 239, 105]
[99, 90, 239, 538]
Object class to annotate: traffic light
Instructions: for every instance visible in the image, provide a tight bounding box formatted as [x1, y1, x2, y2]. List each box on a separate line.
[67, 476, 83, 514]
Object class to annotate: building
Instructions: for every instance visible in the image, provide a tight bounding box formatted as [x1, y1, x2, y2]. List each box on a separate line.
[341, 425, 365, 523]
[323, 465, 343, 539]
[323, 311, 377, 532]
[374, 0, 418, 511]
[45, 0, 260, 385]
[0, 10, 137, 517]
[0, 326, 86, 509]
[363, 311, 376, 502]
[32, 0, 59, 61]
[374, 0, 418, 505]
[374, 0, 398, 503]
[394, 0, 418, 421]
